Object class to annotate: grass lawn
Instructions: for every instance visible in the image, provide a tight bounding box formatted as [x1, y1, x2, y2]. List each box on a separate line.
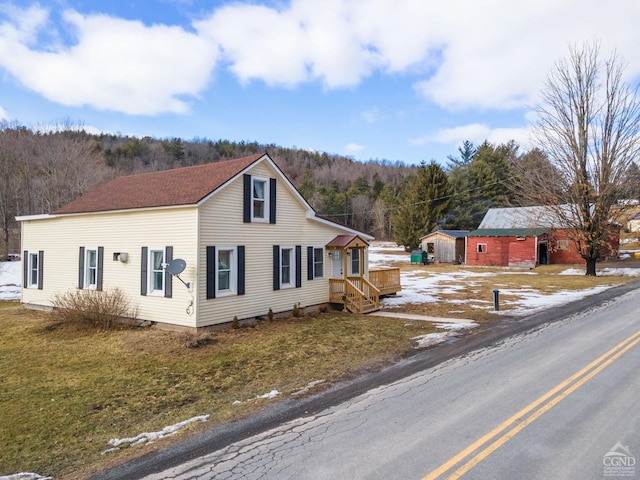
[1, 260, 638, 478]
[381, 262, 636, 322]
[0, 302, 438, 479]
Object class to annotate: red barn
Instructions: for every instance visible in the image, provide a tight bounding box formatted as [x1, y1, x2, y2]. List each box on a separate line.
[465, 206, 620, 268]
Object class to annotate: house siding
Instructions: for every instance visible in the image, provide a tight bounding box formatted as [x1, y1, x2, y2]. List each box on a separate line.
[20, 208, 199, 327]
[196, 161, 348, 327]
[19, 156, 370, 330]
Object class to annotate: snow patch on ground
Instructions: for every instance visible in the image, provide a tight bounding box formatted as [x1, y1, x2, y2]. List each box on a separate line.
[0, 475, 52, 480]
[559, 267, 640, 277]
[102, 415, 210, 454]
[232, 389, 280, 405]
[4, 243, 640, 478]
[0, 262, 21, 301]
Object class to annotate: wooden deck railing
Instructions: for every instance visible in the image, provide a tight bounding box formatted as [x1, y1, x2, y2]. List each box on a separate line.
[329, 267, 400, 313]
[369, 267, 401, 295]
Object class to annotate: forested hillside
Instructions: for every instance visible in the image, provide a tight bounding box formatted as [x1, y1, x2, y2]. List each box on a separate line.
[4, 123, 636, 256]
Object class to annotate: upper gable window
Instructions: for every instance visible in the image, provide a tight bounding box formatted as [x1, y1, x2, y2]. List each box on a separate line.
[252, 177, 268, 221]
[244, 174, 276, 224]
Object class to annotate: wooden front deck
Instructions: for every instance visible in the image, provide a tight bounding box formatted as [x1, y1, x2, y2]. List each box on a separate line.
[329, 267, 401, 313]
[369, 267, 402, 296]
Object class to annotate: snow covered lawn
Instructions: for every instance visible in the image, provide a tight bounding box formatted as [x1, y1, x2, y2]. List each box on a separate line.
[368, 241, 640, 317]
[1, 245, 639, 480]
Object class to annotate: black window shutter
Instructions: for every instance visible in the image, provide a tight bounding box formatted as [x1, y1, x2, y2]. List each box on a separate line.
[22, 250, 28, 288]
[206, 246, 216, 299]
[273, 245, 280, 291]
[237, 246, 245, 295]
[141, 247, 148, 296]
[307, 247, 314, 281]
[37, 251, 44, 290]
[269, 178, 276, 224]
[243, 174, 251, 223]
[164, 246, 173, 298]
[295, 245, 302, 288]
[78, 247, 85, 289]
[97, 247, 104, 291]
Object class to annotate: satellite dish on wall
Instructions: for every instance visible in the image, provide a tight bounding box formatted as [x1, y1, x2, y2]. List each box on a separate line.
[165, 258, 186, 276]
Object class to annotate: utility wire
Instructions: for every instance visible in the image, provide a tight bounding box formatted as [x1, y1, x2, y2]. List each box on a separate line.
[316, 179, 504, 219]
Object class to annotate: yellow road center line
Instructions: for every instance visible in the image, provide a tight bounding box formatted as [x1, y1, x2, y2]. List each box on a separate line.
[423, 329, 640, 480]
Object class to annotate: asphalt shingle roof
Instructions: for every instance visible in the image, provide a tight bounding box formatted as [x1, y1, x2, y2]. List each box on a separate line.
[52, 153, 265, 215]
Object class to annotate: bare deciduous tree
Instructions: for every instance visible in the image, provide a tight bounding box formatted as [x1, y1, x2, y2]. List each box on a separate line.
[524, 42, 640, 275]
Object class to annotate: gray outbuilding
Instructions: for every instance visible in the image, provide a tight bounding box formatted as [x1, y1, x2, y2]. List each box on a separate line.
[420, 230, 468, 264]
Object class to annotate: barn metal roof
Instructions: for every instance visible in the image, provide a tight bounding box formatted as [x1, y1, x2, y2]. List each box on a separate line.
[420, 229, 469, 240]
[478, 206, 573, 229]
[467, 228, 548, 237]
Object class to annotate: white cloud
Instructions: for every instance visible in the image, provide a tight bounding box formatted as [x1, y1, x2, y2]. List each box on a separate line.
[196, 0, 382, 88]
[410, 123, 531, 150]
[344, 142, 365, 154]
[360, 108, 381, 124]
[0, 105, 9, 121]
[0, 6, 219, 115]
[197, 0, 640, 110]
[412, 0, 640, 110]
[1, 0, 640, 117]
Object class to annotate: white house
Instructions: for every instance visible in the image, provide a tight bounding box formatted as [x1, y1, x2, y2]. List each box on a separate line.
[18, 153, 400, 329]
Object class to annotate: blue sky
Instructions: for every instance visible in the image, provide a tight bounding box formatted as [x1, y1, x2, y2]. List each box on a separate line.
[1, 1, 639, 165]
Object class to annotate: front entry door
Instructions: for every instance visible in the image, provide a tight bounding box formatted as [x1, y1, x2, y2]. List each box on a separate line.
[332, 251, 344, 279]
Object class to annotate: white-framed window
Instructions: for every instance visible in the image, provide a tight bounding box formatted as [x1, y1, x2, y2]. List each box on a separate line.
[29, 252, 39, 287]
[206, 245, 244, 299]
[477, 243, 487, 253]
[280, 246, 295, 288]
[252, 177, 269, 221]
[216, 247, 236, 296]
[149, 248, 165, 294]
[85, 248, 98, 289]
[557, 239, 569, 250]
[350, 248, 361, 276]
[313, 247, 324, 279]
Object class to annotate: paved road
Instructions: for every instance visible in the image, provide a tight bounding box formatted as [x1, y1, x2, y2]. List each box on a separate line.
[95, 281, 640, 480]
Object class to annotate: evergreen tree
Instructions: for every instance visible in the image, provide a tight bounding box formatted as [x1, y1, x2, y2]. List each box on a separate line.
[392, 161, 450, 250]
[445, 141, 518, 229]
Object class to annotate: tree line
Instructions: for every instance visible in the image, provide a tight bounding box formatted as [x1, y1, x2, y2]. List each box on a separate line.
[0, 120, 581, 254]
[1, 42, 638, 276]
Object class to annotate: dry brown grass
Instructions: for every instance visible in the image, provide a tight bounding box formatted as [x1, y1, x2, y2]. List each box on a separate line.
[379, 260, 638, 323]
[0, 302, 437, 479]
[2, 255, 639, 478]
